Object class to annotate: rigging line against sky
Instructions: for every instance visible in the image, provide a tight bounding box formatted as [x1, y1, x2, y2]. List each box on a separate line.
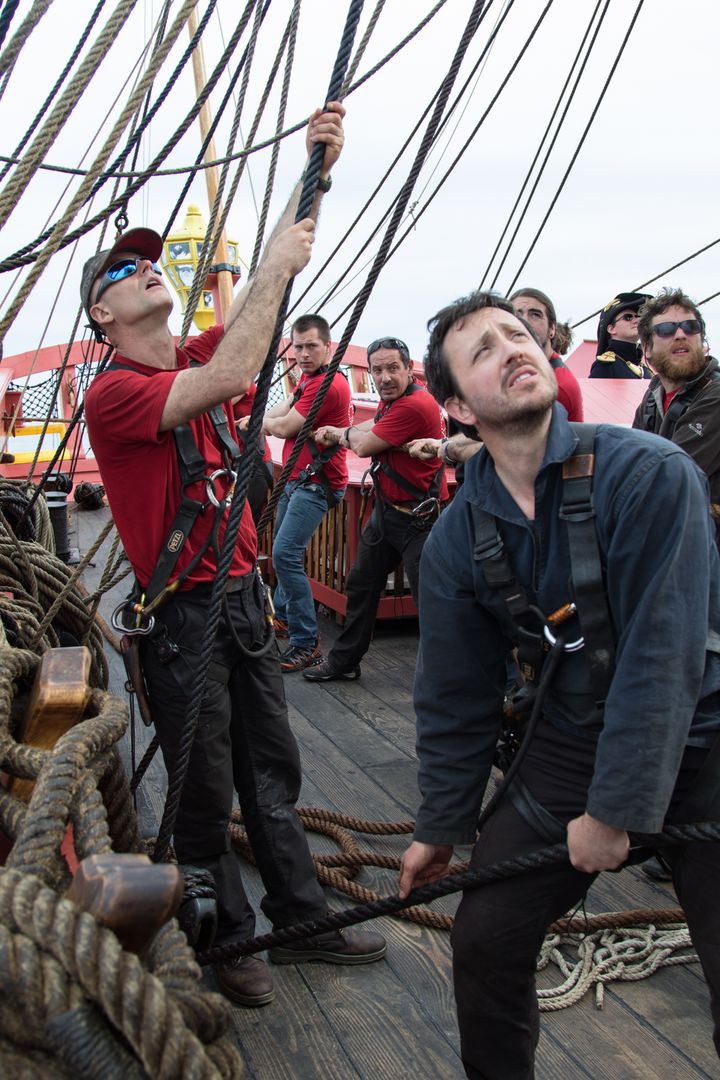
[0, 0, 718, 364]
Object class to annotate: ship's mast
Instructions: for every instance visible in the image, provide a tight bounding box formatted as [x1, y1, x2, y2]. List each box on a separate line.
[187, 8, 235, 321]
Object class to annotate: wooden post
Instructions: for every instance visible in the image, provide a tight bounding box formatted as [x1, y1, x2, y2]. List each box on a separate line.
[188, 8, 236, 322]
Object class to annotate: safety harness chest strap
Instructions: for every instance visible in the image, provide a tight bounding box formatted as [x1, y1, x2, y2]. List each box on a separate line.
[471, 423, 614, 702]
[103, 359, 241, 605]
[371, 382, 444, 507]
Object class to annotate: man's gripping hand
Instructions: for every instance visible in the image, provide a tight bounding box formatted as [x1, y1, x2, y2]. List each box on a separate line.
[306, 101, 346, 173]
[314, 425, 343, 447]
[405, 438, 442, 461]
[265, 219, 315, 279]
[566, 812, 629, 873]
[398, 841, 453, 899]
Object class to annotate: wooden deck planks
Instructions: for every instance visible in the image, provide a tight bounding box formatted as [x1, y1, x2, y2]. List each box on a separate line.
[67, 505, 720, 1079]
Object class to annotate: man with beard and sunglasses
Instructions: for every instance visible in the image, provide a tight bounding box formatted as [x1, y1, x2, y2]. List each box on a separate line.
[398, 289, 720, 1078]
[635, 288, 720, 519]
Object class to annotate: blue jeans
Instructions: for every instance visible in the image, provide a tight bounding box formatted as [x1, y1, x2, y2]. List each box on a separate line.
[272, 480, 344, 647]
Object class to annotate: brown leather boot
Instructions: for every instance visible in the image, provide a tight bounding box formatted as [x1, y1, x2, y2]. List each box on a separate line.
[268, 927, 387, 965]
[214, 955, 275, 1006]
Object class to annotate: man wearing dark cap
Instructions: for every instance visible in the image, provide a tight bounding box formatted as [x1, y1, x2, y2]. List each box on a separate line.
[590, 291, 652, 378]
[80, 103, 386, 1009]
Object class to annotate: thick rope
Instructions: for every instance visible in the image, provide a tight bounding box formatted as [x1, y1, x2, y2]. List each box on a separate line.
[0, 648, 241, 1075]
[256, 0, 491, 534]
[198, 821, 720, 973]
[0, 0, 454, 280]
[0, 0, 21, 52]
[0, 0, 198, 346]
[0, 0, 54, 78]
[246, 0, 300, 279]
[151, 0, 367, 865]
[0, 0, 106, 183]
[0, 0, 140, 229]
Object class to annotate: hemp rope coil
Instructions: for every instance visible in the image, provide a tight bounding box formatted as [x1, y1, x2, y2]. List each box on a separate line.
[0, 645, 243, 1078]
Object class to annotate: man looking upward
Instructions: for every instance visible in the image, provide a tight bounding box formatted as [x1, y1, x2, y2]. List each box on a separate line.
[82, 103, 386, 1009]
[399, 289, 720, 1077]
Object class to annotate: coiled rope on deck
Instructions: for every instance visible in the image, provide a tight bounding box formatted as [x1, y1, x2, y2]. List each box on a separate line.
[0, 645, 242, 1077]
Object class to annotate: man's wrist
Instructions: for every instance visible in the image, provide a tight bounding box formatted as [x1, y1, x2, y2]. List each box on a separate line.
[343, 426, 352, 448]
[440, 437, 457, 466]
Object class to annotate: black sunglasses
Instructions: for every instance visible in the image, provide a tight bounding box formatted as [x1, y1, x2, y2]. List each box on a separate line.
[95, 256, 162, 304]
[652, 319, 703, 339]
[367, 337, 409, 360]
[616, 311, 639, 322]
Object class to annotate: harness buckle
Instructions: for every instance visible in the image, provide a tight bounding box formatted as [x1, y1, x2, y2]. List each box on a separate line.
[412, 497, 439, 519]
[205, 468, 236, 508]
[543, 622, 584, 653]
[111, 600, 155, 636]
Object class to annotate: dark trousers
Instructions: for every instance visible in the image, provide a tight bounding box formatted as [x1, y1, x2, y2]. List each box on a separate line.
[140, 574, 327, 946]
[328, 503, 434, 671]
[452, 737, 720, 1079]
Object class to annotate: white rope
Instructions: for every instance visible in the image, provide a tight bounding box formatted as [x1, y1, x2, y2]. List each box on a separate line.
[537, 922, 697, 1012]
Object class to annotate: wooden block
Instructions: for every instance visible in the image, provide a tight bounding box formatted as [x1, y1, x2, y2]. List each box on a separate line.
[10, 646, 91, 803]
[67, 853, 184, 955]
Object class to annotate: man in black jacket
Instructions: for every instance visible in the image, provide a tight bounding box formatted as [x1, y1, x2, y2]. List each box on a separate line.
[634, 287, 720, 513]
[589, 290, 652, 378]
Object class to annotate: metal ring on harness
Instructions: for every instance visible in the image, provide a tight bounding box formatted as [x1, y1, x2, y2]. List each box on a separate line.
[543, 623, 584, 653]
[205, 468, 236, 508]
[111, 601, 155, 636]
[412, 497, 439, 518]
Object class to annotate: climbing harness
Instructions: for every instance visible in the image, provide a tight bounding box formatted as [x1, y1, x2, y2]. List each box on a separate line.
[359, 381, 445, 537]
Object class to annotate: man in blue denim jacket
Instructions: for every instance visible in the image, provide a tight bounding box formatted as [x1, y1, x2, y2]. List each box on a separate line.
[399, 290, 720, 1079]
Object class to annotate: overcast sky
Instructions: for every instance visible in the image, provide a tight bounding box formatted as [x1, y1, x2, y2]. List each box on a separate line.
[1, 0, 718, 365]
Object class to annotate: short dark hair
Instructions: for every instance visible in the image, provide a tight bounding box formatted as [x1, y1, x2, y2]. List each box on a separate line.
[638, 287, 705, 348]
[425, 290, 539, 405]
[291, 313, 331, 343]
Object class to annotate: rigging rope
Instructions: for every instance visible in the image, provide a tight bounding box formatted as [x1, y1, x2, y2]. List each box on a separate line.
[151, 0, 368, 865]
[0, 0, 453, 278]
[0, 0, 198, 346]
[0, 0, 23, 55]
[570, 237, 720, 330]
[316, 0, 554, 327]
[247, 0, 300, 279]
[0, 0, 140, 231]
[505, 0, 647, 294]
[481, 0, 605, 290]
[0, 0, 106, 184]
[0, 0, 54, 79]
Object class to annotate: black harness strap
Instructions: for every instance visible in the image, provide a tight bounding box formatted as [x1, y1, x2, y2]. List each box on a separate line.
[559, 423, 614, 704]
[370, 382, 444, 508]
[471, 424, 613, 699]
[102, 360, 241, 605]
[291, 365, 345, 508]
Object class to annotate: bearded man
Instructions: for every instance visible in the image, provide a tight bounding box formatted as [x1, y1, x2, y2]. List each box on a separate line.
[398, 289, 720, 1078]
[634, 288, 720, 512]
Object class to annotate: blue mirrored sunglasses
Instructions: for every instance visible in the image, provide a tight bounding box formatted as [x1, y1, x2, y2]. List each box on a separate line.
[95, 257, 162, 304]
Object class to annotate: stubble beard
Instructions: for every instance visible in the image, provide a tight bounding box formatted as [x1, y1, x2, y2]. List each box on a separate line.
[478, 380, 557, 437]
